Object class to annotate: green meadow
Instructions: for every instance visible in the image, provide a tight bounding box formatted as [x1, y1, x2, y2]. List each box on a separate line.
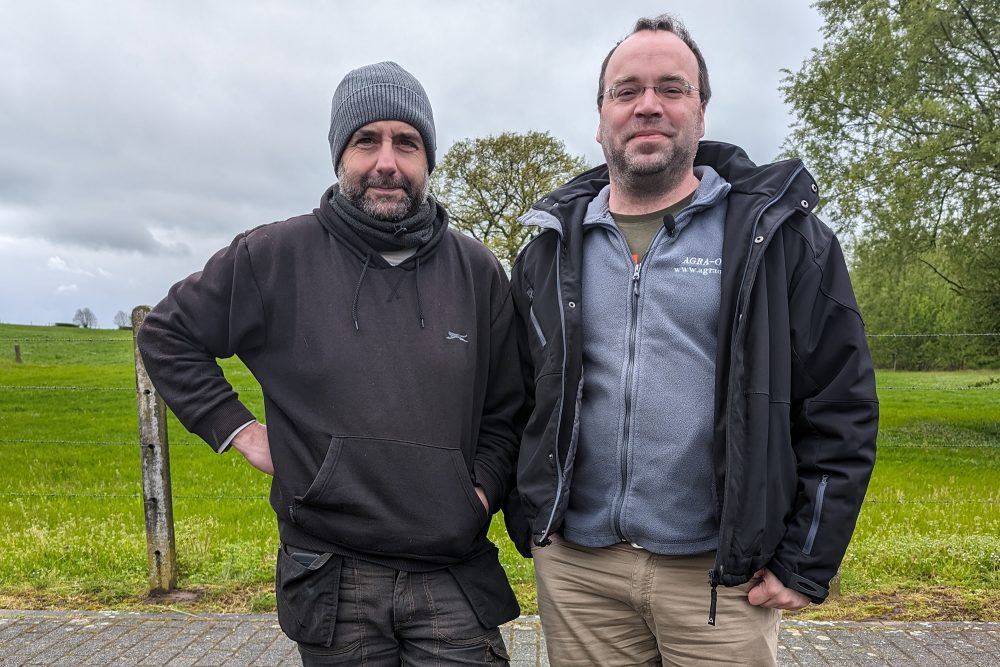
[0, 323, 997, 619]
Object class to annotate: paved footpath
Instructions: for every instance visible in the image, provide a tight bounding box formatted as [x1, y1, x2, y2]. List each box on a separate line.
[1, 610, 998, 666]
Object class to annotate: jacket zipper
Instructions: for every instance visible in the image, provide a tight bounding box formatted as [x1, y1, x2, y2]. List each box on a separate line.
[709, 164, 805, 625]
[612, 260, 642, 540]
[539, 246, 568, 543]
[802, 474, 829, 555]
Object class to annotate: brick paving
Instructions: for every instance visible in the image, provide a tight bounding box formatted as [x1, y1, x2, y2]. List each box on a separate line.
[0, 611, 997, 666]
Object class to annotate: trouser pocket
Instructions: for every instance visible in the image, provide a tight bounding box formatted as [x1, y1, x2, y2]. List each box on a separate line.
[275, 544, 342, 647]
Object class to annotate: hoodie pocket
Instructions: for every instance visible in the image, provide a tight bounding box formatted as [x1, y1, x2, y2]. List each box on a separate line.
[290, 435, 488, 561]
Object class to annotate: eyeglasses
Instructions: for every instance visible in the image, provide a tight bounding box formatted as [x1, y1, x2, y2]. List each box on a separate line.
[600, 79, 700, 104]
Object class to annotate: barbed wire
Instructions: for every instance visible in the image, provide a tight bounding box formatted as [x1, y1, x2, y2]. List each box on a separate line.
[876, 442, 1000, 448]
[0, 385, 134, 393]
[0, 337, 133, 343]
[0, 385, 263, 393]
[1, 333, 997, 350]
[864, 498, 1000, 505]
[867, 332, 1000, 337]
[0, 491, 992, 503]
[878, 386, 999, 390]
[0, 492, 268, 501]
[2, 437, 994, 449]
[0, 438, 204, 447]
[3, 383, 995, 395]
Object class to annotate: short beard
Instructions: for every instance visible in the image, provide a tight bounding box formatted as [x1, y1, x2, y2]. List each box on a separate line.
[337, 169, 428, 221]
[604, 138, 697, 201]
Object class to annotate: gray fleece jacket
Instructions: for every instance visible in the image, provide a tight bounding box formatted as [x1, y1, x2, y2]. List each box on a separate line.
[522, 166, 732, 553]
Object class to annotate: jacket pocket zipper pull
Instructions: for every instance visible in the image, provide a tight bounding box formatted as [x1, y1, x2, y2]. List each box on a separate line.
[707, 569, 718, 626]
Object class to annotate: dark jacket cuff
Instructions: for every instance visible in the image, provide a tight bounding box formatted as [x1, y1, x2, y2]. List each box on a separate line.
[768, 560, 829, 603]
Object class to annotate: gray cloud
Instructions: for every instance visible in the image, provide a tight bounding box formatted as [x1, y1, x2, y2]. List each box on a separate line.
[0, 0, 823, 325]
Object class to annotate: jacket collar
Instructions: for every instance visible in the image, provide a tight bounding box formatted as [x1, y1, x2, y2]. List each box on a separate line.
[579, 165, 732, 230]
[519, 141, 815, 237]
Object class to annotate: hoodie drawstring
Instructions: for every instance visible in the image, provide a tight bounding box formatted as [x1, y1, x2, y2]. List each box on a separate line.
[352, 253, 426, 331]
[352, 254, 371, 331]
[414, 256, 425, 329]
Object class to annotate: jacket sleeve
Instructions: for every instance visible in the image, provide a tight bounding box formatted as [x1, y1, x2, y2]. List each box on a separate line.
[471, 268, 525, 515]
[770, 228, 878, 602]
[137, 232, 266, 451]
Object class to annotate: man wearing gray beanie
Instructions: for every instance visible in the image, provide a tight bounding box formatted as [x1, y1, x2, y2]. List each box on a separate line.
[138, 61, 521, 665]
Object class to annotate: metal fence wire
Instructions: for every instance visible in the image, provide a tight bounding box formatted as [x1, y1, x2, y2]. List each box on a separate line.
[1, 333, 997, 506]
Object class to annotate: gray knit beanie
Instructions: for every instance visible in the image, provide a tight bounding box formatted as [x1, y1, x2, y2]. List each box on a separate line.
[328, 61, 437, 173]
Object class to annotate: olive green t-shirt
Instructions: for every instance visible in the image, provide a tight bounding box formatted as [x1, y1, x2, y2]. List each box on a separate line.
[610, 191, 695, 262]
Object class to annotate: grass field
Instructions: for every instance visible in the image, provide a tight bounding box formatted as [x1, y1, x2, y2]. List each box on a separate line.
[0, 323, 997, 619]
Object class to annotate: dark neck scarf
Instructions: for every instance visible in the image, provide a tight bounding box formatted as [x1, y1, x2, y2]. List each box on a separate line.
[329, 185, 436, 252]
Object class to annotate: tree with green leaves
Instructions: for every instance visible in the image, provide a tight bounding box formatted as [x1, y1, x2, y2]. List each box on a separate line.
[431, 131, 589, 268]
[852, 241, 995, 368]
[781, 0, 1000, 340]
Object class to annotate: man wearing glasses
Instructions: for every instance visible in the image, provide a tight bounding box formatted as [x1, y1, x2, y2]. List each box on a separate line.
[506, 14, 877, 665]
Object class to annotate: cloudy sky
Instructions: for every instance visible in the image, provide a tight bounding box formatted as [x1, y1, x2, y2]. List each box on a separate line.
[0, 1, 824, 328]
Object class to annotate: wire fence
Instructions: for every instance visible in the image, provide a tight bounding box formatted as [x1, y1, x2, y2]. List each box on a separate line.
[0, 334, 997, 501]
[1, 330, 998, 600]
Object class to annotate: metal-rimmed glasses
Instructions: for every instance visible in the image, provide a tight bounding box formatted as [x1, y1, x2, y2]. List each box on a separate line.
[600, 79, 700, 104]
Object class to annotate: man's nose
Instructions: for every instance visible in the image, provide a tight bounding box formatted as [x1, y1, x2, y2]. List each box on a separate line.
[374, 141, 398, 174]
[634, 87, 663, 116]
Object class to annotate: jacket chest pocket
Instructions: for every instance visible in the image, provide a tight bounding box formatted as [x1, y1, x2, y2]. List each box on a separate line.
[526, 287, 548, 348]
[523, 285, 565, 382]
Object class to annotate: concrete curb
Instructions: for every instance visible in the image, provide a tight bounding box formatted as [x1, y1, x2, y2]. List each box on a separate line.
[1, 610, 997, 666]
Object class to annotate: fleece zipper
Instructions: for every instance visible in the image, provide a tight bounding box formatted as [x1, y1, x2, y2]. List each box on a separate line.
[612, 260, 643, 540]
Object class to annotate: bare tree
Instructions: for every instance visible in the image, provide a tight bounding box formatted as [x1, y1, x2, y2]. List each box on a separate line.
[73, 307, 98, 329]
[113, 310, 130, 329]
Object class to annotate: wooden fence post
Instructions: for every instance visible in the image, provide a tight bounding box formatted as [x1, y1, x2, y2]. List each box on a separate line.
[828, 569, 841, 598]
[131, 305, 178, 593]
[14, 344, 21, 363]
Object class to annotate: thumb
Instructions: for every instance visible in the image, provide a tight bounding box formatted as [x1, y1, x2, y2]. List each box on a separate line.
[746, 569, 768, 606]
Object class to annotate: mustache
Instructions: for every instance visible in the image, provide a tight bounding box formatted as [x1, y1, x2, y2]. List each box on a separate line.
[626, 121, 670, 140]
[363, 174, 411, 192]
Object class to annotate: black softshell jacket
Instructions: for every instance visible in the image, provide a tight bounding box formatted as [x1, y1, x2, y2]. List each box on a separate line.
[138, 187, 523, 626]
[505, 142, 878, 610]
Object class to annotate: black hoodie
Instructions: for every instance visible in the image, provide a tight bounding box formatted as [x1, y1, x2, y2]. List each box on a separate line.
[138, 186, 522, 623]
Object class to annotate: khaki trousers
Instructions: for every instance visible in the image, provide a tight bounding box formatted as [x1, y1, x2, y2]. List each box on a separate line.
[533, 536, 780, 666]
